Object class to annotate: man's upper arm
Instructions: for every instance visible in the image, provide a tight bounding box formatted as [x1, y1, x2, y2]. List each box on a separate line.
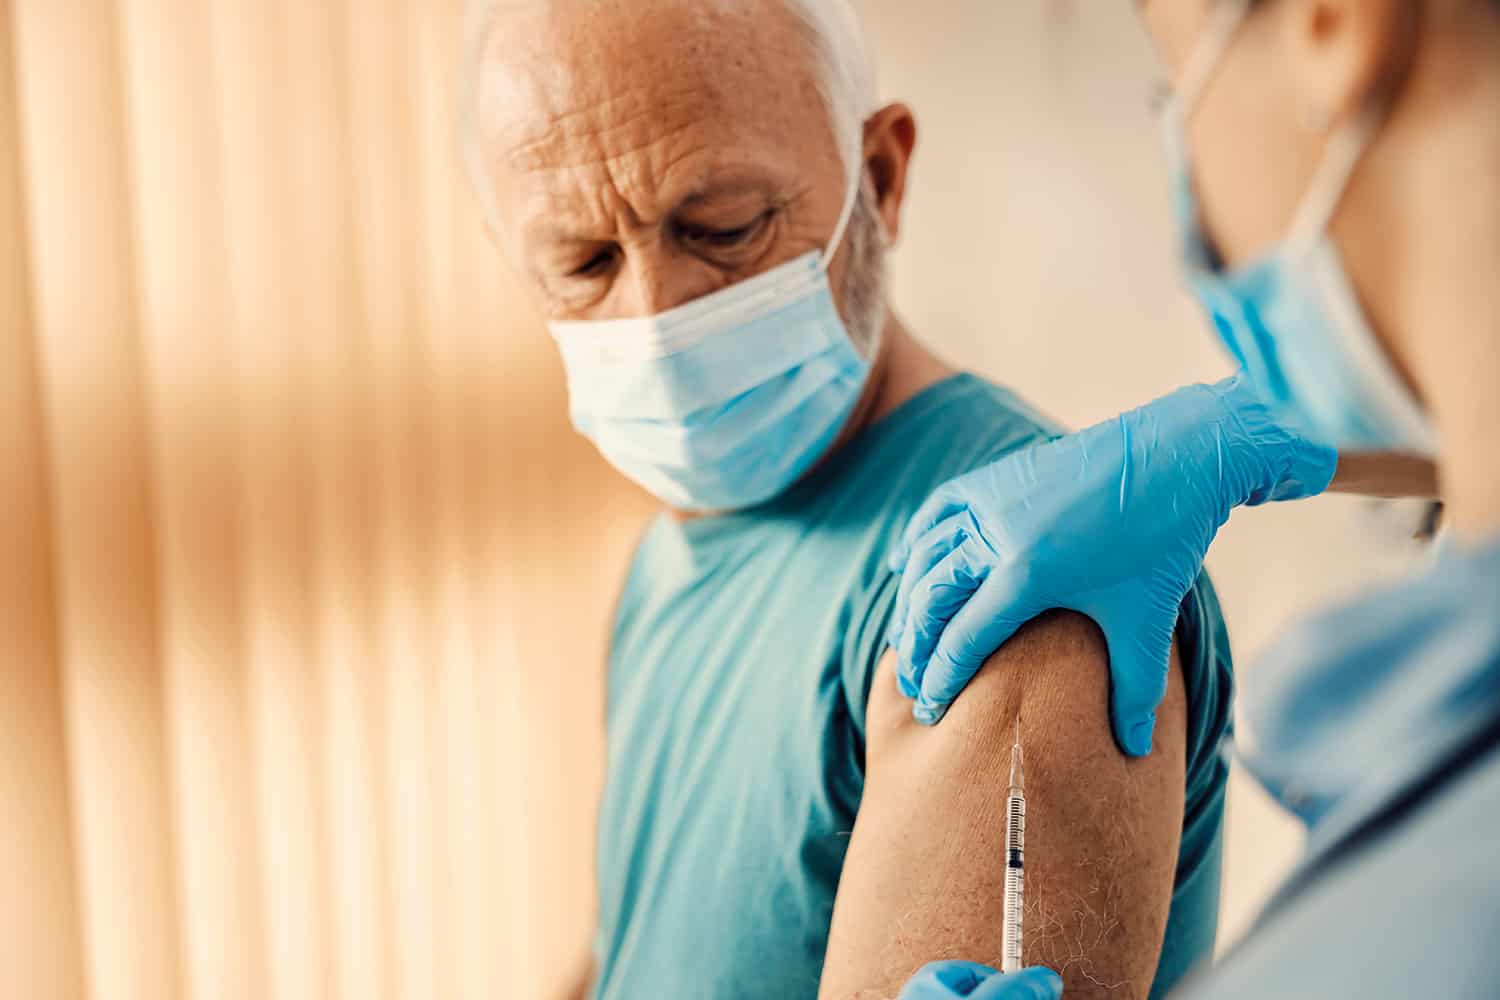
[819, 611, 1188, 1000]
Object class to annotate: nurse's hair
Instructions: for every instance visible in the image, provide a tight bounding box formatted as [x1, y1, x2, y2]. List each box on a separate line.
[459, 0, 878, 237]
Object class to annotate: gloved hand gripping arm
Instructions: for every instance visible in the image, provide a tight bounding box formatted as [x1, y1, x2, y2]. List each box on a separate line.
[887, 375, 1337, 755]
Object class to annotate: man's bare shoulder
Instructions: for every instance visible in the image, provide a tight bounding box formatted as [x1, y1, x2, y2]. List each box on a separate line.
[867, 610, 1184, 764]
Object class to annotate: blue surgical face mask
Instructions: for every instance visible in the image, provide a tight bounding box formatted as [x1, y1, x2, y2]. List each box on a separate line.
[1163, 0, 1437, 455]
[548, 169, 873, 512]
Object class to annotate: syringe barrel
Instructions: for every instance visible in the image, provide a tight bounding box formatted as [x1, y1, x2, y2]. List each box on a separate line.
[1001, 790, 1026, 973]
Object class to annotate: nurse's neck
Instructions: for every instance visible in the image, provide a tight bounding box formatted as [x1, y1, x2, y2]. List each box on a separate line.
[1358, 14, 1500, 544]
[1429, 343, 1500, 545]
[1415, 51, 1500, 543]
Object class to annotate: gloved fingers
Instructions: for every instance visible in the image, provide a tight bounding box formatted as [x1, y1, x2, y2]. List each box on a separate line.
[1212, 373, 1339, 504]
[914, 569, 1039, 726]
[889, 512, 971, 673]
[969, 966, 1064, 1000]
[1094, 603, 1177, 758]
[897, 541, 989, 709]
[890, 488, 969, 572]
[897, 961, 999, 998]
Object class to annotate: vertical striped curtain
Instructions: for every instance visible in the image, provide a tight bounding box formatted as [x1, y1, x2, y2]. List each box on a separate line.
[0, 2, 652, 998]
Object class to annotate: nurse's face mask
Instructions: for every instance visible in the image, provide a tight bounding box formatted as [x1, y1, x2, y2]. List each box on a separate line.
[547, 165, 874, 512]
[1163, 0, 1437, 455]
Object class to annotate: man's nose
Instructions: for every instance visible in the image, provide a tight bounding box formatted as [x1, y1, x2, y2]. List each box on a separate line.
[617, 248, 721, 318]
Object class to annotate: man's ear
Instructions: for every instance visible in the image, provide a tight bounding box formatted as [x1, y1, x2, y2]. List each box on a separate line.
[1277, 0, 1419, 130]
[863, 103, 917, 245]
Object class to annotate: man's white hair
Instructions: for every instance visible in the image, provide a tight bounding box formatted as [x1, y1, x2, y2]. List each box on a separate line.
[459, 0, 878, 235]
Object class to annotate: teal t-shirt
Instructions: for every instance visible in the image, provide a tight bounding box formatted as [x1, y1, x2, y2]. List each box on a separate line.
[592, 375, 1233, 1000]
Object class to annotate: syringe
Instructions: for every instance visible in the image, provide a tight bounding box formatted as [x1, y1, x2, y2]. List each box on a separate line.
[1001, 722, 1026, 974]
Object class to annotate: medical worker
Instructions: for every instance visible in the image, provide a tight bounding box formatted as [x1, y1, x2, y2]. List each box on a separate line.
[889, 0, 1500, 996]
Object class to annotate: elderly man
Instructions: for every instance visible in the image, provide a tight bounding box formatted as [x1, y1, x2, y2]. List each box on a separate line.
[462, 2, 1232, 998]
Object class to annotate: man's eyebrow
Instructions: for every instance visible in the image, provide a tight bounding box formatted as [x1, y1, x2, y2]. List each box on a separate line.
[525, 218, 593, 244]
[518, 174, 784, 244]
[675, 175, 781, 211]
[517, 190, 603, 244]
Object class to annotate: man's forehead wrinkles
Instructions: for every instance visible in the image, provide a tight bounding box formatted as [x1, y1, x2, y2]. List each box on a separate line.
[513, 136, 741, 239]
[506, 113, 711, 180]
[501, 77, 718, 170]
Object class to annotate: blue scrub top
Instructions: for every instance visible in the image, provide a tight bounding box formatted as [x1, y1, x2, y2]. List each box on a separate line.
[1179, 534, 1500, 999]
[591, 375, 1236, 1000]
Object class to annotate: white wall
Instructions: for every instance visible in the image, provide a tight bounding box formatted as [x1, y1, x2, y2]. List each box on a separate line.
[854, 0, 1432, 948]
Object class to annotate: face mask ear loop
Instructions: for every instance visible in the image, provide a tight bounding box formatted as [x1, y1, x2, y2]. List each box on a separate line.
[1285, 103, 1383, 252]
[1174, 0, 1253, 117]
[819, 150, 865, 274]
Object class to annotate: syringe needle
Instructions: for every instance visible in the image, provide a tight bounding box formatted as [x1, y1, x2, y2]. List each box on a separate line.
[1009, 720, 1024, 791]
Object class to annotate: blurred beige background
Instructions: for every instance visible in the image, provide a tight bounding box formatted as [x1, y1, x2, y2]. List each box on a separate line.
[0, 2, 1430, 999]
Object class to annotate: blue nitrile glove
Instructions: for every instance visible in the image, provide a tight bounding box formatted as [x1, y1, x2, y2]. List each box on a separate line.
[897, 962, 1063, 1000]
[887, 375, 1338, 755]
